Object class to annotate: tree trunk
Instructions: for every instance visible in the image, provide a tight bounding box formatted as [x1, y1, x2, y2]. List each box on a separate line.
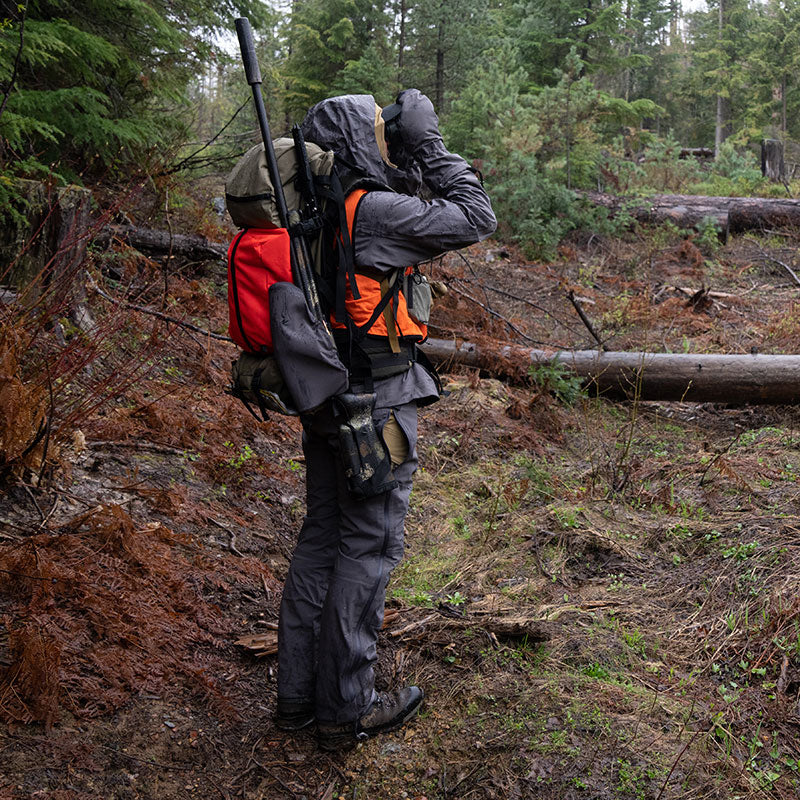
[714, 0, 727, 158]
[397, 0, 406, 74]
[782, 74, 787, 133]
[420, 338, 800, 405]
[435, 20, 445, 111]
[761, 139, 786, 182]
[1, 179, 92, 313]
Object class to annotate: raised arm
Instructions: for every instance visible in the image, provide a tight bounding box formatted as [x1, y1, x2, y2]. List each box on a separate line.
[354, 90, 496, 270]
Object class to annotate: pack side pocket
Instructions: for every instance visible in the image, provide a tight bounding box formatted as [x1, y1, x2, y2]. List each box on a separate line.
[230, 351, 298, 417]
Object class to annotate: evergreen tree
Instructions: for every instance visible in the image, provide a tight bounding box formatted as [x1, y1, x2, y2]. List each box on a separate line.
[750, 0, 800, 138]
[687, 0, 755, 154]
[512, 0, 642, 88]
[400, 0, 490, 112]
[0, 0, 268, 182]
[282, 0, 393, 117]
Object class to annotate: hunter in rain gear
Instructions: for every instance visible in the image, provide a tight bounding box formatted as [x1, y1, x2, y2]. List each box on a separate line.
[276, 89, 496, 748]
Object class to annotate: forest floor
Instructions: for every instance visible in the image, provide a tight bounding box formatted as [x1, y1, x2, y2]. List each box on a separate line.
[2, 215, 800, 800]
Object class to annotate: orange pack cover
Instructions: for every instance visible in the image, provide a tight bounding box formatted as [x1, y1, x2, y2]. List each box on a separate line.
[227, 227, 293, 354]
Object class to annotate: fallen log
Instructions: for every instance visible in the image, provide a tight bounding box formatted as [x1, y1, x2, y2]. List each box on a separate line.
[95, 225, 227, 261]
[583, 192, 800, 237]
[421, 337, 800, 404]
[235, 608, 554, 657]
[679, 147, 714, 159]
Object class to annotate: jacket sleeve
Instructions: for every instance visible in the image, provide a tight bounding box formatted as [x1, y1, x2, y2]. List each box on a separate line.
[353, 144, 496, 270]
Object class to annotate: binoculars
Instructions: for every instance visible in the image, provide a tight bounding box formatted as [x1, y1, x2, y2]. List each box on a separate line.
[381, 101, 403, 148]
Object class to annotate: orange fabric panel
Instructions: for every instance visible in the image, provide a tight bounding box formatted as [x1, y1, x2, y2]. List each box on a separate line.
[330, 190, 427, 340]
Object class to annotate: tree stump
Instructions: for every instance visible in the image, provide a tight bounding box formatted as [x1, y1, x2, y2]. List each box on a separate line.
[0, 179, 93, 314]
[761, 139, 786, 182]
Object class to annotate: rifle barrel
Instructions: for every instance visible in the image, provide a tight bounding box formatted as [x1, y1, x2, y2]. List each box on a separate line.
[235, 17, 321, 320]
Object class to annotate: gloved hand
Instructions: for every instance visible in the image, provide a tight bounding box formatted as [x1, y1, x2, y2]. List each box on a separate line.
[395, 89, 441, 153]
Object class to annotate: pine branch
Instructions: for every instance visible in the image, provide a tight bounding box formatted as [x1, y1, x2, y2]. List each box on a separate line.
[0, 6, 27, 124]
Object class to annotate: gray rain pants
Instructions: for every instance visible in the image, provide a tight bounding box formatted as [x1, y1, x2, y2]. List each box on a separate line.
[277, 400, 418, 725]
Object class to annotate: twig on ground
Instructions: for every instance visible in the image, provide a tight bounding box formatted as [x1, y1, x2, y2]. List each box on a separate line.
[21, 484, 45, 523]
[95, 742, 197, 771]
[699, 433, 743, 488]
[447, 284, 546, 345]
[86, 440, 187, 456]
[206, 516, 244, 557]
[746, 238, 800, 287]
[457, 275, 581, 334]
[777, 654, 790, 695]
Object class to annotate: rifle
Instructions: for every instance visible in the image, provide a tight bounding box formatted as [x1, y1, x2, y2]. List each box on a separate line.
[234, 17, 398, 500]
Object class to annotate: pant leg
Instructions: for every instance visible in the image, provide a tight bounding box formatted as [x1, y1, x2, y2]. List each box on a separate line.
[315, 401, 418, 724]
[277, 412, 341, 703]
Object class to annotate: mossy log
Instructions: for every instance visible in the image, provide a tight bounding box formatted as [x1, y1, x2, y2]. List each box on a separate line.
[421, 337, 800, 404]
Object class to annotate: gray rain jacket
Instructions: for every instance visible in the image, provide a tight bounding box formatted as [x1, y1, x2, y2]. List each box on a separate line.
[300, 92, 497, 272]
[299, 91, 497, 408]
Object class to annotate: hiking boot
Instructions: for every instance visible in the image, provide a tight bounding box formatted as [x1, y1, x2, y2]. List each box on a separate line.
[275, 698, 315, 731]
[317, 686, 424, 751]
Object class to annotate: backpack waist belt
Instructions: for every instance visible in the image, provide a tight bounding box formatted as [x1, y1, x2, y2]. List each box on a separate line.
[333, 330, 416, 381]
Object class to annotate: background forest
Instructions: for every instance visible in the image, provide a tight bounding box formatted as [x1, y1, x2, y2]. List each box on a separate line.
[3, 0, 800, 255]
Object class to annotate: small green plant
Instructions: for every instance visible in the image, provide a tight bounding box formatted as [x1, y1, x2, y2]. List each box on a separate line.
[607, 573, 626, 591]
[451, 515, 471, 539]
[224, 442, 256, 470]
[581, 662, 611, 679]
[722, 541, 759, 561]
[528, 361, 585, 406]
[694, 215, 723, 253]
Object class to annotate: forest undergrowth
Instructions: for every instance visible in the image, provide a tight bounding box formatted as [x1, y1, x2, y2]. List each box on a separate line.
[2, 214, 800, 800]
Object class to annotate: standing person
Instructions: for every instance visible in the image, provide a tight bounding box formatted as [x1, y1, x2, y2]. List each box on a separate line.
[275, 89, 496, 751]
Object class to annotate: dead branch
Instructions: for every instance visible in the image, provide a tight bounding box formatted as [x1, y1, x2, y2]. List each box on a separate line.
[745, 237, 800, 288]
[447, 283, 546, 345]
[567, 289, 607, 350]
[88, 275, 235, 344]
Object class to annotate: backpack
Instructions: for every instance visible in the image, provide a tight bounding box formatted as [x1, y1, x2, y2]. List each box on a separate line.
[225, 137, 348, 417]
[224, 136, 433, 420]
[225, 139, 334, 230]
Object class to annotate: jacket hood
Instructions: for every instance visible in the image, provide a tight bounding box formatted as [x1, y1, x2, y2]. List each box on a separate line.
[300, 94, 421, 195]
